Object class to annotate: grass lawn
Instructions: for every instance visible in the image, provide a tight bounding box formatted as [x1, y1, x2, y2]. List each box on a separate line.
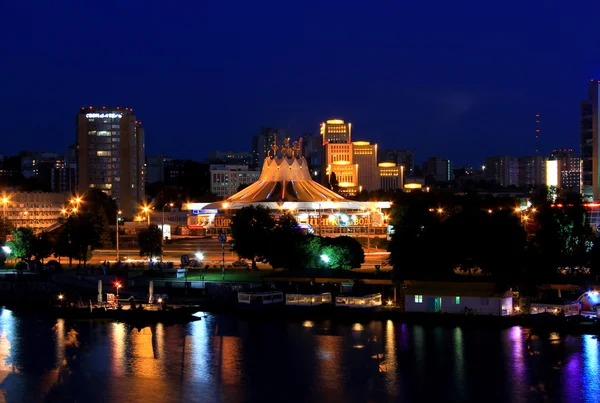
[171, 269, 267, 282]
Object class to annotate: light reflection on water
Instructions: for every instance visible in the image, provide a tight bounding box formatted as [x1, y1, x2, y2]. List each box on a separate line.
[0, 307, 598, 402]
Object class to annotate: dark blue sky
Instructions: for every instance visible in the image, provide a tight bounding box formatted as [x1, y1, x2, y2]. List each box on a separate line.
[1, 0, 598, 166]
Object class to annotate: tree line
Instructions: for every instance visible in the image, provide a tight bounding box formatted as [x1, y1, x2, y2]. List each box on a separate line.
[388, 188, 600, 282]
[230, 205, 364, 270]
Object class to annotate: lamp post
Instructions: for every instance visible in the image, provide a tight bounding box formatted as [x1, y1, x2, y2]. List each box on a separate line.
[116, 210, 122, 263]
[1, 196, 9, 220]
[142, 206, 151, 226]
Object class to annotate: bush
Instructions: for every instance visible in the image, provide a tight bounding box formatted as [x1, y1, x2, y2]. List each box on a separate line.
[46, 260, 63, 272]
[14, 261, 28, 271]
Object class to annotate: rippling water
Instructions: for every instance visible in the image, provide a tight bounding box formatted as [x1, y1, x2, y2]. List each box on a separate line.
[0, 307, 598, 403]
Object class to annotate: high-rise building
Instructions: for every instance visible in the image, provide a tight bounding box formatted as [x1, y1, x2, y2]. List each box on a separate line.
[299, 133, 322, 182]
[380, 149, 414, 174]
[353, 141, 378, 191]
[548, 149, 580, 192]
[76, 107, 145, 217]
[424, 157, 452, 183]
[321, 119, 357, 195]
[485, 156, 519, 187]
[210, 164, 260, 198]
[518, 156, 546, 187]
[378, 162, 404, 191]
[254, 127, 287, 167]
[581, 80, 599, 200]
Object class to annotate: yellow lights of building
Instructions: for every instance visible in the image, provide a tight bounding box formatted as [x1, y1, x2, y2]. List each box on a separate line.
[326, 119, 345, 124]
[353, 141, 370, 146]
[404, 183, 422, 189]
[546, 160, 559, 188]
[378, 162, 404, 191]
[378, 162, 396, 168]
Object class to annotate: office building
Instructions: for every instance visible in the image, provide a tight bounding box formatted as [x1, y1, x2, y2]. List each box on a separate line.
[321, 119, 358, 195]
[518, 156, 546, 187]
[378, 162, 404, 191]
[424, 157, 452, 183]
[76, 107, 145, 217]
[210, 164, 260, 198]
[485, 156, 519, 187]
[253, 127, 287, 167]
[2, 192, 69, 232]
[581, 80, 599, 200]
[380, 149, 415, 174]
[300, 133, 322, 181]
[547, 149, 580, 191]
[353, 141, 378, 191]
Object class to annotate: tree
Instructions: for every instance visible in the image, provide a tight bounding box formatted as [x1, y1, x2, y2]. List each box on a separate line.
[328, 172, 340, 193]
[6, 228, 37, 264]
[34, 232, 53, 264]
[55, 213, 101, 267]
[230, 205, 275, 270]
[95, 206, 113, 248]
[138, 224, 163, 260]
[264, 213, 305, 269]
[323, 236, 365, 269]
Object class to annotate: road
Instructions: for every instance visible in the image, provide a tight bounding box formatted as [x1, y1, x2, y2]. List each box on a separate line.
[88, 237, 391, 270]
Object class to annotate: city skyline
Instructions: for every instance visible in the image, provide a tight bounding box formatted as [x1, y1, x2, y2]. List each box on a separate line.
[2, 2, 597, 166]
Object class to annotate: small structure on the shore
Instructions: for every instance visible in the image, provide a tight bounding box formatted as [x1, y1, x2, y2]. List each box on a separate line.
[286, 292, 332, 306]
[238, 290, 284, 305]
[530, 298, 580, 317]
[335, 293, 382, 310]
[404, 281, 513, 316]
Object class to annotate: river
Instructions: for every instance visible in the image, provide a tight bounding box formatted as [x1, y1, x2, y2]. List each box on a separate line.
[0, 307, 598, 402]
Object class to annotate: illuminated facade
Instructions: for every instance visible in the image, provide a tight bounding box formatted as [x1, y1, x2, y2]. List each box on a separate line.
[76, 107, 145, 217]
[550, 149, 580, 192]
[321, 119, 357, 195]
[353, 141, 378, 191]
[581, 81, 599, 200]
[189, 149, 391, 237]
[378, 162, 404, 191]
[2, 192, 69, 232]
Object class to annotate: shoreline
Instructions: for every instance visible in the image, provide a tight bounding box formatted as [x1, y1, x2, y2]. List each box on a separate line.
[2, 295, 598, 335]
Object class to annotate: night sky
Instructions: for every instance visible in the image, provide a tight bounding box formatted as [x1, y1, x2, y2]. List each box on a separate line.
[1, 1, 599, 166]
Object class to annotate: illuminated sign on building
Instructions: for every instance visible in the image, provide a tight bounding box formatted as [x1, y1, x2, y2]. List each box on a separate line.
[546, 160, 559, 187]
[86, 113, 123, 119]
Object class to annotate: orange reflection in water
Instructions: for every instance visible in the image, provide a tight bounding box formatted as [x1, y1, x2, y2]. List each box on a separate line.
[130, 326, 162, 378]
[383, 320, 398, 395]
[0, 309, 14, 386]
[315, 335, 343, 400]
[214, 336, 242, 385]
[111, 322, 126, 377]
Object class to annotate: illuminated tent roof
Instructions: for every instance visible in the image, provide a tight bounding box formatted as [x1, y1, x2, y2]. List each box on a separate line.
[225, 156, 345, 203]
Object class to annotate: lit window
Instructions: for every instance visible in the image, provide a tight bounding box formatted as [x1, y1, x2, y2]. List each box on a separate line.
[414, 295, 423, 303]
[455, 296, 460, 305]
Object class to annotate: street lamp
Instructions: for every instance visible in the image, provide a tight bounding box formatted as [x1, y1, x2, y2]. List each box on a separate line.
[320, 254, 330, 265]
[1, 196, 9, 220]
[115, 282, 121, 297]
[195, 252, 204, 261]
[116, 210, 122, 263]
[142, 206, 151, 226]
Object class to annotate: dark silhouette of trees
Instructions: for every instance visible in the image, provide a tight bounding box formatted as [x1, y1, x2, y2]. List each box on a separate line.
[138, 224, 163, 260]
[230, 205, 275, 270]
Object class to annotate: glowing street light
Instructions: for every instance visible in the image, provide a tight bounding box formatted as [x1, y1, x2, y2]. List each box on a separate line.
[115, 282, 122, 297]
[142, 205, 151, 226]
[1, 195, 9, 219]
[1, 246, 10, 255]
[195, 252, 204, 261]
[58, 294, 64, 301]
[320, 254, 330, 264]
